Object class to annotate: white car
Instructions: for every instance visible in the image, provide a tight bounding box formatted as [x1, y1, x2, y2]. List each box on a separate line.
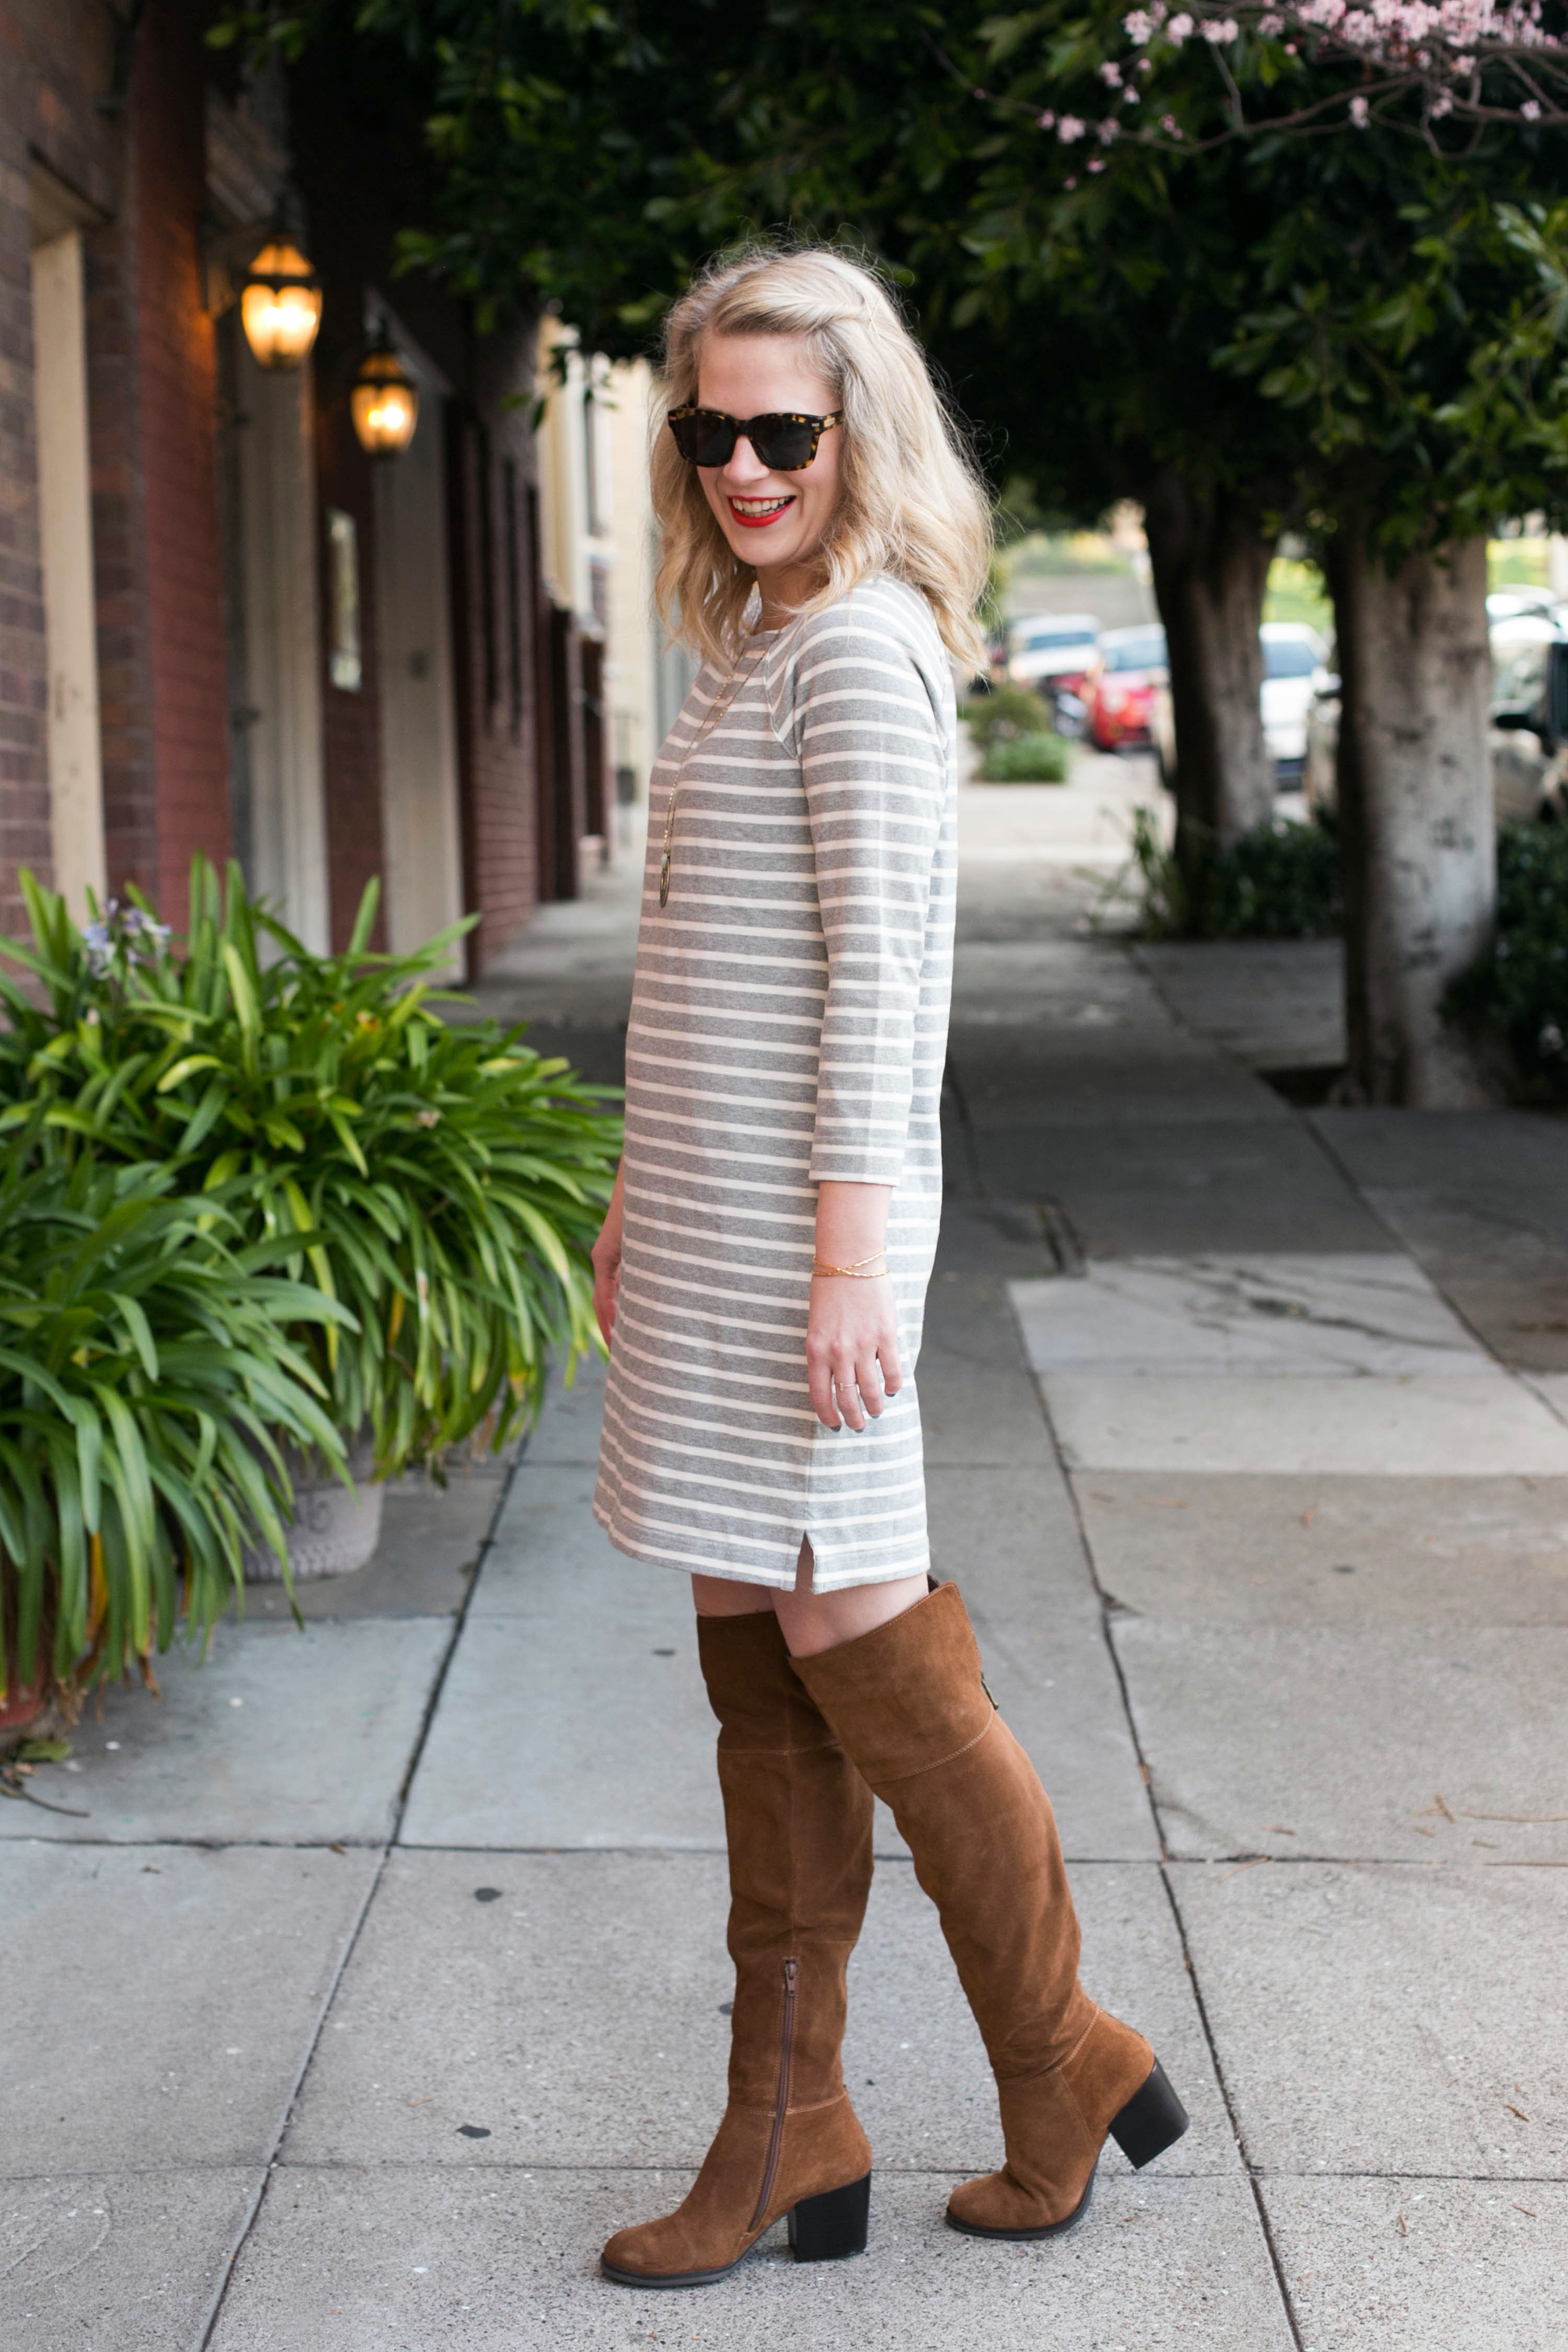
[1260, 622, 1329, 787]
[1005, 612, 1101, 699]
[1305, 611, 1568, 825]
[1152, 621, 1329, 792]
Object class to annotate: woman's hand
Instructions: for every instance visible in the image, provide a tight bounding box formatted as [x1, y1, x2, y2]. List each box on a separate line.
[591, 1162, 626, 1347]
[808, 1180, 901, 1431]
[806, 1271, 903, 1431]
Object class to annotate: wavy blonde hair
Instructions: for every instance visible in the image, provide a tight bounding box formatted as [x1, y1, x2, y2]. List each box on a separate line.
[651, 243, 991, 672]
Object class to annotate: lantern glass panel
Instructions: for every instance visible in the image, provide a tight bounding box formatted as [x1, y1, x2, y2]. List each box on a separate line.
[239, 241, 322, 372]
[351, 349, 420, 457]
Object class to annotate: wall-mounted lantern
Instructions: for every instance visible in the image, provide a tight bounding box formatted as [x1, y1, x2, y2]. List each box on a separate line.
[351, 328, 419, 458]
[238, 239, 323, 372]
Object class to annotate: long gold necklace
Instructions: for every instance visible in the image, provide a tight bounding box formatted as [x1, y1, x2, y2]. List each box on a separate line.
[659, 635, 769, 909]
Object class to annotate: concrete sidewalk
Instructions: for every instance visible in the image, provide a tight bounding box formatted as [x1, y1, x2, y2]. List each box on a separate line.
[5, 762, 1566, 2349]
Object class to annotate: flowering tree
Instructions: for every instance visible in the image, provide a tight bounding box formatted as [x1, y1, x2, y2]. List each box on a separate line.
[970, 2, 1568, 163]
[243, 0, 1568, 1100]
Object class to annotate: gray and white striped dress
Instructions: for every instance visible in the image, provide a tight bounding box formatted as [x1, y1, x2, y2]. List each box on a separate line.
[593, 574, 957, 1592]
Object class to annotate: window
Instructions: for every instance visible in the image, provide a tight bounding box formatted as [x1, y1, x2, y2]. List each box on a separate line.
[503, 458, 524, 737]
[1017, 622, 1097, 652]
[476, 424, 498, 718]
[1492, 639, 1548, 710]
[583, 387, 605, 539]
[1102, 630, 1167, 673]
[326, 510, 362, 691]
[1262, 637, 1319, 681]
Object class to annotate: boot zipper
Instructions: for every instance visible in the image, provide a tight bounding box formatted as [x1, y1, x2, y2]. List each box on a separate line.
[749, 1957, 798, 2232]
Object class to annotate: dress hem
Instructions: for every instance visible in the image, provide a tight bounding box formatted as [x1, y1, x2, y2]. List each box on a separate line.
[593, 1495, 930, 1594]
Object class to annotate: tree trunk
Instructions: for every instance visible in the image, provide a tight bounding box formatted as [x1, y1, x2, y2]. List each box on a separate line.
[1324, 529, 1493, 1106]
[1142, 468, 1275, 868]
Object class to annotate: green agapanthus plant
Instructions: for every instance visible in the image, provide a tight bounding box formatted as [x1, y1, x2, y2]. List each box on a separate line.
[0, 1154, 353, 1707]
[0, 859, 621, 1478]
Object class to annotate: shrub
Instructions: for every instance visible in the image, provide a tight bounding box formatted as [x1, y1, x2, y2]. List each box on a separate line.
[961, 682, 1071, 783]
[961, 680, 1056, 749]
[982, 731, 1071, 783]
[1132, 808, 1342, 940]
[1445, 822, 1568, 1097]
[0, 1155, 352, 1709]
[0, 861, 621, 1477]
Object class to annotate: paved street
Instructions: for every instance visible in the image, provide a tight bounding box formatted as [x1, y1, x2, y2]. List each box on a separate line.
[5, 757, 1566, 2349]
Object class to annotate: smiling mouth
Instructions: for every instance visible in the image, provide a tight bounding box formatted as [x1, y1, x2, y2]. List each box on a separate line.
[727, 495, 795, 529]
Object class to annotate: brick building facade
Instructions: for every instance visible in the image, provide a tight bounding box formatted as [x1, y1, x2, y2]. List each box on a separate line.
[1, 0, 601, 973]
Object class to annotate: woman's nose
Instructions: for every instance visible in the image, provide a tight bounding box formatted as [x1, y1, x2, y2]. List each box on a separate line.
[722, 435, 771, 486]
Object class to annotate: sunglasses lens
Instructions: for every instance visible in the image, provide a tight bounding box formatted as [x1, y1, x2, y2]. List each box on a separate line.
[671, 411, 736, 466]
[753, 418, 816, 470]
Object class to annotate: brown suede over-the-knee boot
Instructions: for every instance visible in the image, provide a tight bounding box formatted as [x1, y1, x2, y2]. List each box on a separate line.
[601, 1611, 877, 2287]
[793, 1581, 1189, 2238]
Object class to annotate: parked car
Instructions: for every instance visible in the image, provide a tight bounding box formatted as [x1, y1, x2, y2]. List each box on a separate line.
[1152, 622, 1331, 794]
[1486, 588, 1563, 625]
[1005, 613, 1101, 714]
[1082, 624, 1168, 750]
[1261, 623, 1328, 787]
[1304, 613, 1568, 825]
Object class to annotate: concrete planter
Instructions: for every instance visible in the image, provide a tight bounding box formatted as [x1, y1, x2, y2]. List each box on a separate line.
[242, 1436, 384, 1583]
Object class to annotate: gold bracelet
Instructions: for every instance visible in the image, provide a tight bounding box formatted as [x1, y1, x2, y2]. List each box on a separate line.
[812, 1258, 889, 1279]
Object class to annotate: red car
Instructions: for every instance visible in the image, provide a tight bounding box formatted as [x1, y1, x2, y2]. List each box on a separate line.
[1083, 624, 1168, 751]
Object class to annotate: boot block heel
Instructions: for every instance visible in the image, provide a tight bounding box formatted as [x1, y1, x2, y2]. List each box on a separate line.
[1108, 2059, 1190, 2170]
[788, 2171, 871, 2262]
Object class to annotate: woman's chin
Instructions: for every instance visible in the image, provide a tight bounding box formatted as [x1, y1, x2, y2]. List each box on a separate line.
[721, 520, 806, 571]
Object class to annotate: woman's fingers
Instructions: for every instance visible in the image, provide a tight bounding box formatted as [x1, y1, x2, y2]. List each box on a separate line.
[834, 1356, 868, 1431]
[852, 1348, 887, 1419]
[805, 1277, 903, 1430]
[808, 1351, 841, 1429]
[591, 1249, 621, 1347]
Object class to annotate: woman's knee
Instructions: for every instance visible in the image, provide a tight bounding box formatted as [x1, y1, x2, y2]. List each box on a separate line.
[774, 1569, 929, 1658]
[690, 1572, 775, 1618]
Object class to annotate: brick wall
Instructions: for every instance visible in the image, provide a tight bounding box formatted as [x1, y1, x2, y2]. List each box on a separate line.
[89, 202, 158, 908]
[0, 117, 49, 938]
[126, 0, 230, 932]
[447, 330, 543, 977]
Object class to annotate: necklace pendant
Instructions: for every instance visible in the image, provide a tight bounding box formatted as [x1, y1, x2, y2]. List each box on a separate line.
[659, 852, 671, 909]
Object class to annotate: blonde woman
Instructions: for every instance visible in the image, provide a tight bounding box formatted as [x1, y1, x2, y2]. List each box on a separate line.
[590, 244, 1187, 2289]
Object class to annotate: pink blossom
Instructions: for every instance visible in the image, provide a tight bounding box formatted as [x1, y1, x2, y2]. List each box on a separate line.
[1038, 110, 1056, 128]
[1088, 158, 1108, 171]
[1083, 0, 1566, 125]
[1160, 111, 1185, 133]
[1349, 91, 1371, 122]
[1057, 114, 1088, 142]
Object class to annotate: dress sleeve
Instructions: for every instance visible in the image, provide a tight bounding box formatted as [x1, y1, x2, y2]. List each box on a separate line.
[791, 606, 948, 1187]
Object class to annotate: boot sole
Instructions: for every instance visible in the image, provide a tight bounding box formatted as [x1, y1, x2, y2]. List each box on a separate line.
[944, 2058, 1192, 2242]
[601, 2172, 871, 2287]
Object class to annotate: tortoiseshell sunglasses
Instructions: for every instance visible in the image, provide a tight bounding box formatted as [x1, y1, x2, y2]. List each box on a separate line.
[667, 404, 841, 471]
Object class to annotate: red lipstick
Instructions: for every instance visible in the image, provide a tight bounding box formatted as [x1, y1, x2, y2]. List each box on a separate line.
[727, 496, 795, 529]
